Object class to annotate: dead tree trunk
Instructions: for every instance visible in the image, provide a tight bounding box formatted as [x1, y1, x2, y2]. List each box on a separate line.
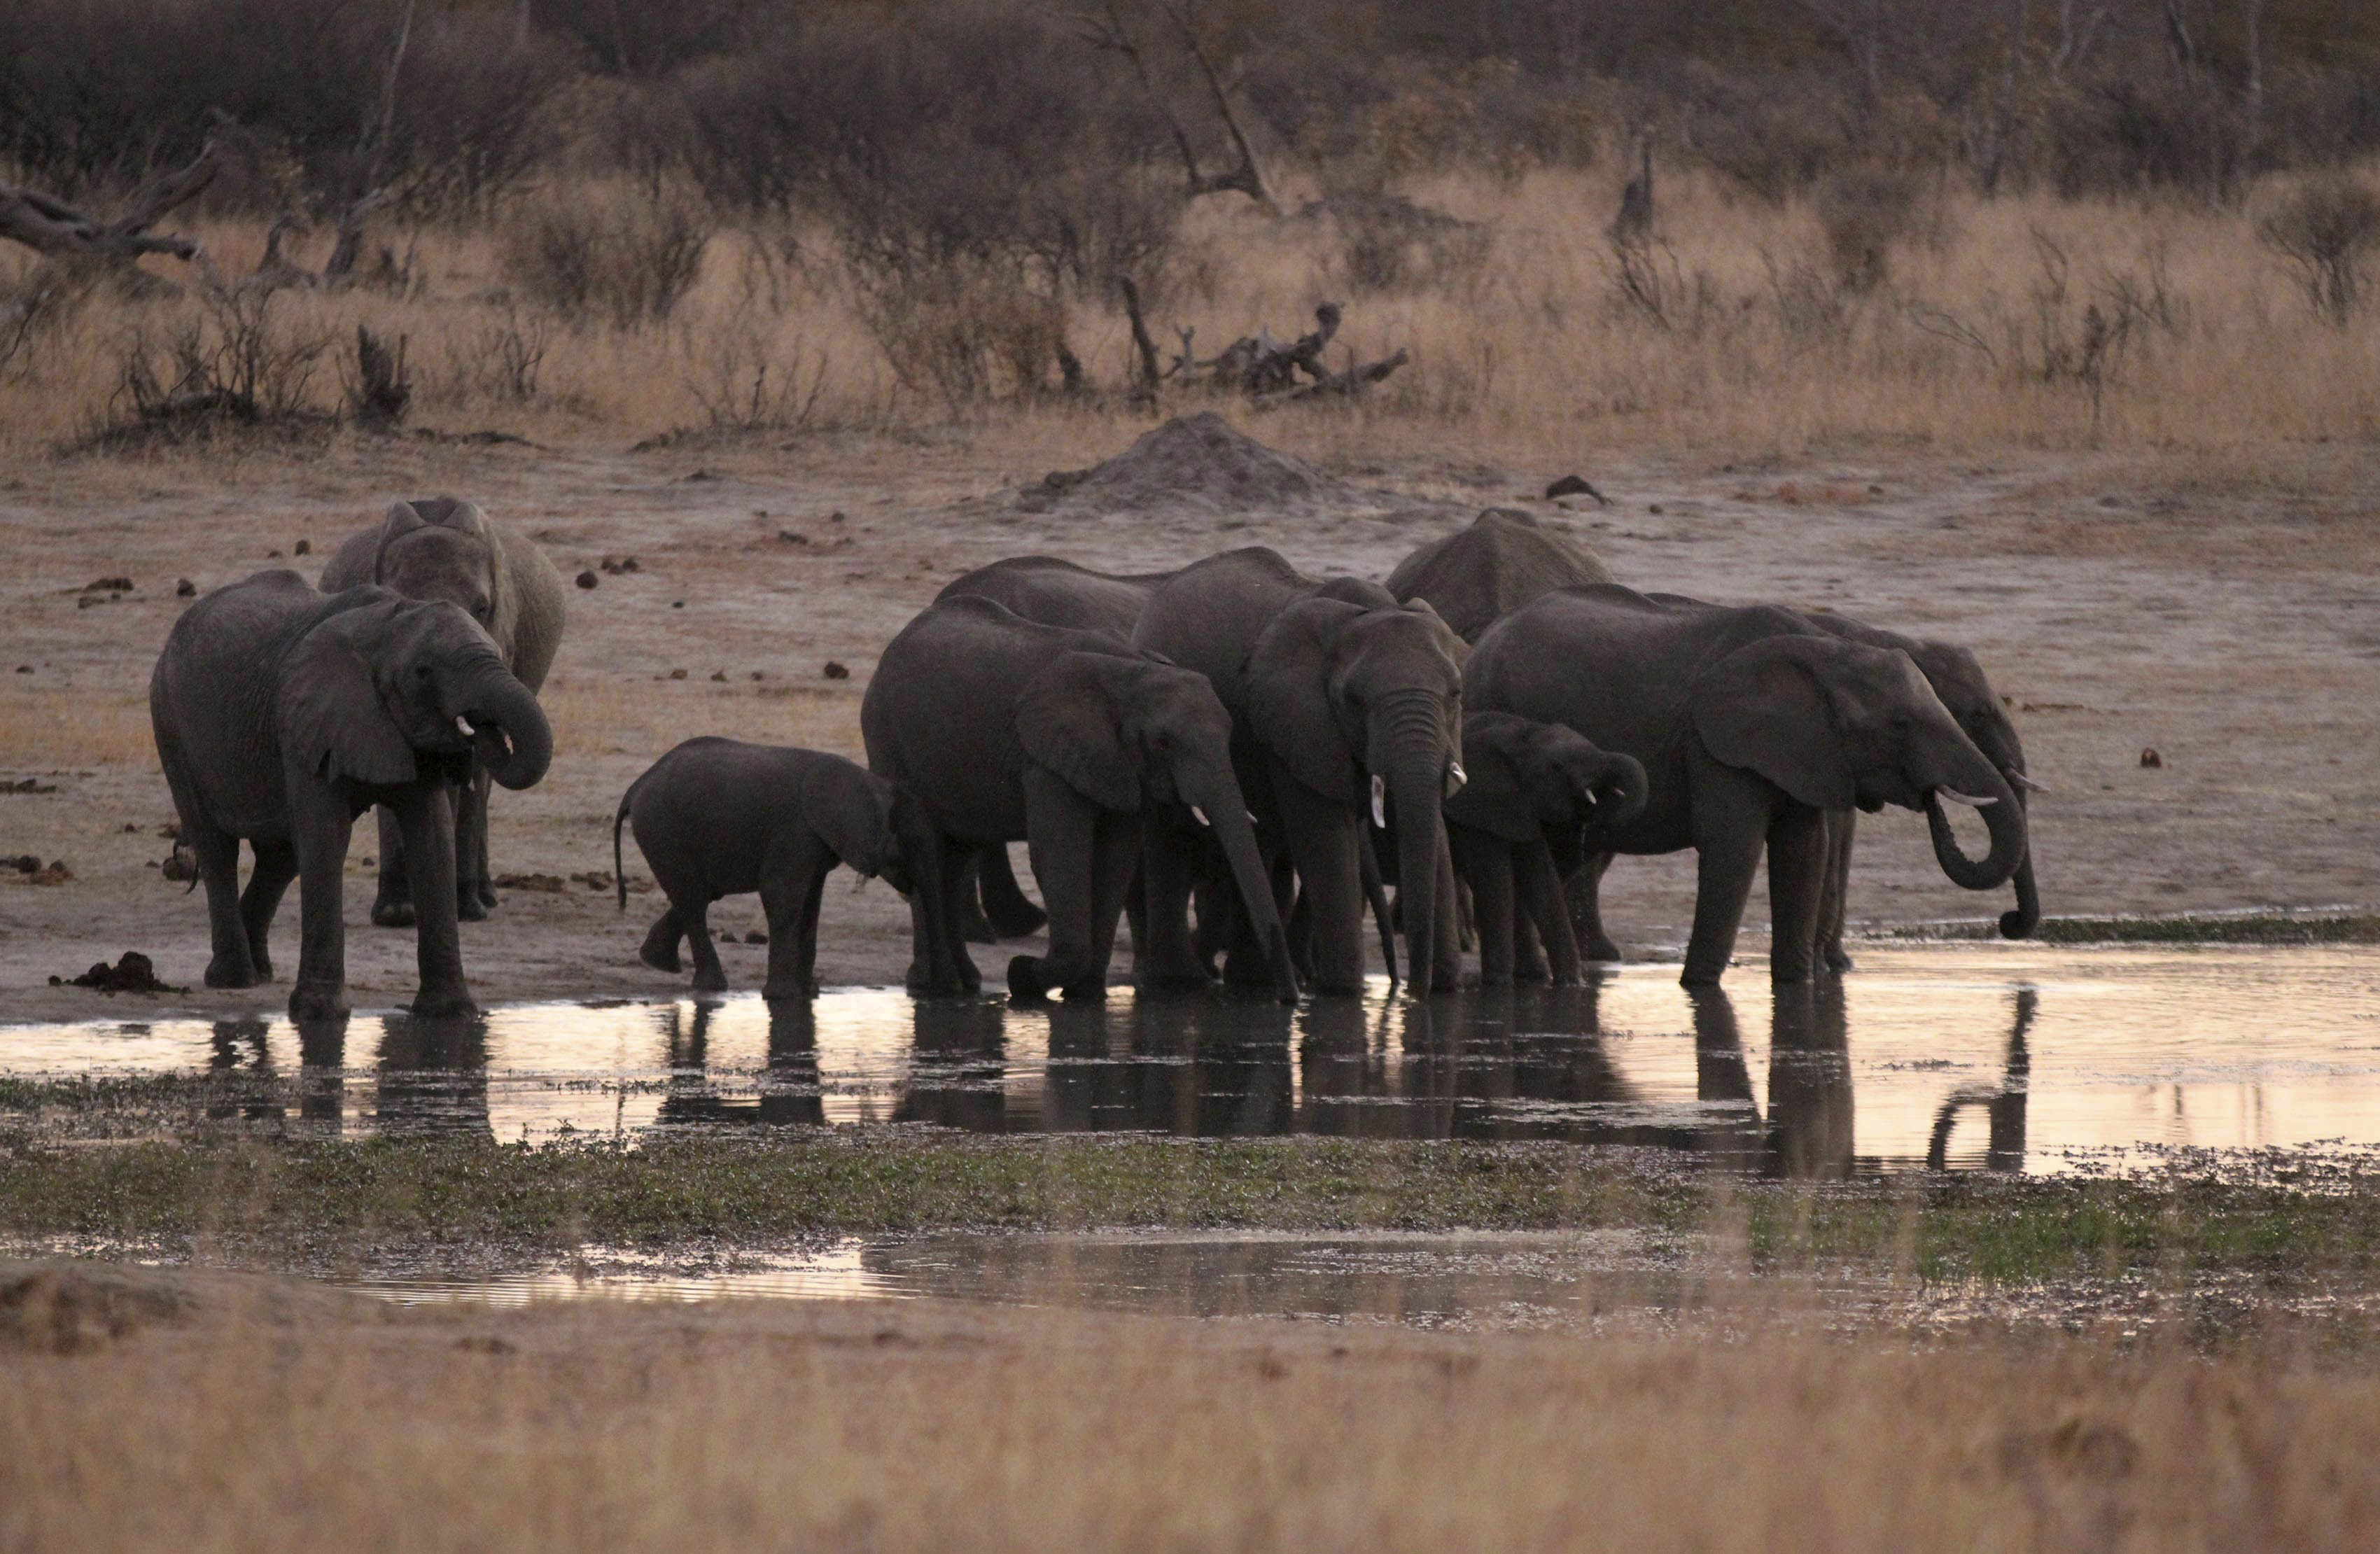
[0, 141, 223, 274]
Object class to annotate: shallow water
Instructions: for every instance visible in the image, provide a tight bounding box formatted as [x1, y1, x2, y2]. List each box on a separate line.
[8, 945, 2380, 1176]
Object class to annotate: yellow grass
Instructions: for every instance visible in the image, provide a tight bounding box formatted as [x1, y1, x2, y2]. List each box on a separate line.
[5, 166, 2376, 465]
[3, 1269, 2375, 1553]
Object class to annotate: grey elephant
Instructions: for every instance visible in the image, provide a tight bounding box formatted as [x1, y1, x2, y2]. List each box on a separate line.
[613, 738, 929, 999]
[1443, 711, 1646, 986]
[1385, 507, 1614, 643]
[150, 571, 554, 1018]
[1134, 547, 1468, 997]
[318, 497, 566, 925]
[932, 556, 1176, 941]
[1466, 584, 2026, 987]
[1567, 595, 2041, 968]
[863, 595, 1297, 1002]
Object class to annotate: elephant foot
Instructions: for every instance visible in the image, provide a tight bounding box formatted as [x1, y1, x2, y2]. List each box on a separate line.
[1581, 936, 1623, 963]
[478, 881, 499, 910]
[906, 960, 979, 998]
[1824, 947, 1856, 974]
[690, 967, 729, 994]
[1137, 964, 1214, 991]
[288, 981, 349, 1021]
[761, 977, 818, 1002]
[410, 985, 477, 1018]
[372, 897, 416, 928]
[456, 890, 489, 923]
[204, 955, 262, 990]
[1006, 955, 1051, 1002]
[638, 921, 682, 973]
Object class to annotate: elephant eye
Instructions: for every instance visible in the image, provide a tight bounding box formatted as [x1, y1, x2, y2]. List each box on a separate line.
[415, 665, 433, 680]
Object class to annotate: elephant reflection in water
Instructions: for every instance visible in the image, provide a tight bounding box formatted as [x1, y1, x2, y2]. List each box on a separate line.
[897, 1001, 1012, 1133]
[1925, 988, 2035, 1172]
[1040, 995, 1294, 1136]
[652, 1000, 828, 1130]
[216, 1015, 350, 1133]
[206, 1017, 280, 1124]
[372, 1012, 492, 1140]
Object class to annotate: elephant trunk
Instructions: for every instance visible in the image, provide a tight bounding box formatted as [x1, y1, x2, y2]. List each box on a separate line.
[1592, 753, 1650, 832]
[1376, 693, 1451, 998]
[1183, 760, 1299, 1002]
[454, 660, 552, 791]
[1998, 791, 2040, 939]
[1924, 766, 2026, 892]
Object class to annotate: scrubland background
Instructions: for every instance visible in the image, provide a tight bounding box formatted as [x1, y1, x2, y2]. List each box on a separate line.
[4, 0, 2380, 461]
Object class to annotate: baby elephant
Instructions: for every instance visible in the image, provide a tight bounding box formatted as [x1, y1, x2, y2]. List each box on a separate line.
[1445, 712, 1646, 986]
[615, 738, 922, 998]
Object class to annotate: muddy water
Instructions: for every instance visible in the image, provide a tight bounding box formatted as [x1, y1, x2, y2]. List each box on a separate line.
[7, 945, 2380, 1175]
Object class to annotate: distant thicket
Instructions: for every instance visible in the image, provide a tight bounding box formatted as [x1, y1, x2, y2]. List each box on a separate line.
[4, 0, 2377, 220]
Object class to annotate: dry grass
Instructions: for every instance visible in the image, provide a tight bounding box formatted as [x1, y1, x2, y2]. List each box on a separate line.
[0, 686, 156, 771]
[6, 166, 2378, 466]
[542, 678, 865, 765]
[2, 1266, 2376, 1553]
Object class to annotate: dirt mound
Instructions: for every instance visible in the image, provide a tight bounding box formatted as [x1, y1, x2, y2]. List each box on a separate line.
[1024, 412, 1341, 515]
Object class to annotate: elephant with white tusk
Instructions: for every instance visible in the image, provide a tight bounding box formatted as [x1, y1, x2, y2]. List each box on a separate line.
[1467, 585, 2027, 988]
[150, 572, 553, 1019]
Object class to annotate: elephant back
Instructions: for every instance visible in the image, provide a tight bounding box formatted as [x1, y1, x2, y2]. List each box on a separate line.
[1387, 508, 1614, 642]
[936, 556, 1161, 635]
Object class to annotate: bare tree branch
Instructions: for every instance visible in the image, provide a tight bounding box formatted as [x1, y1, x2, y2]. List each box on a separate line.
[0, 139, 222, 267]
[1157, 1, 1279, 214]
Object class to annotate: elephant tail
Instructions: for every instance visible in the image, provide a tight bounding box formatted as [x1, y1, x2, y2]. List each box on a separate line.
[1358, 827, 1399, 993]
[612, 783, 637, 912]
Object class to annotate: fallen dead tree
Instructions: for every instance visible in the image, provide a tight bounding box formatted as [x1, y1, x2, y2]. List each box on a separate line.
[1118, 290, 1411, 407]
[0, 140, 222, 281]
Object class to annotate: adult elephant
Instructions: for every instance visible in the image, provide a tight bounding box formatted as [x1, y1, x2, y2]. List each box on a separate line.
[1135, 547, 1468, 997]
[318, 497, 566, 925]
[1466, 585, 2026, 987]
[1566, 595, 2041, 967]
[1443, 712, 1646, 986]
[151, 572, 553, 1019]
[1385, 507, 1614, 643]
[863, 596, 1296, 1002]
[932, 556, 1175, 940]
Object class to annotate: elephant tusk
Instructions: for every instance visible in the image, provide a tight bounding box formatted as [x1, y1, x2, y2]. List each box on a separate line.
[1444, 760, 1466, 798]
[454, 715, 473, 738]
[1935, 787, 1999, 808]
[1371, 774, 1386, 829]
[1190, 805, 1210, 827]
[1579, 790, 1597, 808]
[2010, 771, 2048, 794]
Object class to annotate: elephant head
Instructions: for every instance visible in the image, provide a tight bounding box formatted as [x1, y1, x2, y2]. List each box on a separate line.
[280, 594, 552, 794]
[1907, 640, 2040, 940]
[1246, 597, 1468, 996]
[1017, 647, 1299, 1000]
[1450, 710, 1648, 850]
[370, 498, 509, 643]
[1691, 635, 2026, 892]
[806, 764, 925, 898]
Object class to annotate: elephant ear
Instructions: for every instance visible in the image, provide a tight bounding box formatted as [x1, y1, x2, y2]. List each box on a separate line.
[1016, 652, 1143, 813]
[1244, 598, 1362, 806]
[1448, 713, 1541, 844]
[805, 762, 891, 876]
[372, 500, 432, 577]
[1689, 636, 1857, 811]
[279, 611, 417, 786]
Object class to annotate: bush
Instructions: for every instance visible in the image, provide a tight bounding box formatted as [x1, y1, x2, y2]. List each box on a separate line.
[2258, 178, 2380, 326]
[1814, 170, 1919, 293]
[500, 188, 709, 329]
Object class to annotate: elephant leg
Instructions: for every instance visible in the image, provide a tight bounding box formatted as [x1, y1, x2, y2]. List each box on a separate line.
[1514, 839, 1583, 988]
[394, 784, 473, 1016]
[1077, 811, 1144, 999]
[954, 853, 997, 945]
[905, 832, 981, 995]
[1137, 818, 1212, 988]
[193, 823, 261, 990]
[978, 844, 1049, 939]
[237, 839, 298, 981]
[1120, 858, 1147, 965]
[287, 785, 357, 1021]
[454, 771, 491, 920]
[1818, 807, 1856, 972]
[685, 897, 728, 993]
[1013, 773, 1102, 1001]
[761, 839, 830, 1000]
[640, 902, 687, 972]
[1683, 773, 1772, 988]
[1274, 780, 1366, 995]
[1451, 827, 1516, 986]
[1282, 877, 1314, 985]
[1765, 802, 1830, 988]
[1456, 875, 1477, 953]
[369, 805, 414, 927]
[1567, 853, 1621, 962]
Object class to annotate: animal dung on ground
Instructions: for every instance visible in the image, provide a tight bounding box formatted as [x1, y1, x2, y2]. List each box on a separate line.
[2141, 748, 2164, 768]
[1545, 474, 1609, 504]
[743, 931, 768, 944]
[51, 951, 183, 994]
[709, 671, 727, 682]
[174, 580, 195, 597]
[492, 872, 568, 893]
[599, 555, 640, 574]
[293, 539, 310, 556]
[671, 601, 684, 609]
[822, 661, 850, 680]
[13, 666, 28, 673]
[80, 576, 134, 594]
[26, 860, 72, 885]
[5, 854, 41, 872]
[668, 668, 687, 680]
[575, 570, 598, 589]
[2, 778, 57, 793]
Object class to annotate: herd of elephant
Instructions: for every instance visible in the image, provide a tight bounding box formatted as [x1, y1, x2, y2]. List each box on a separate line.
[148, 497, 2037, 1022]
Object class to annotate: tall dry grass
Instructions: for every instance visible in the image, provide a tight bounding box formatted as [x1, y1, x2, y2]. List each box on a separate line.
[5, 164, 2376, 466]
[2, 1271, 2374, 1552]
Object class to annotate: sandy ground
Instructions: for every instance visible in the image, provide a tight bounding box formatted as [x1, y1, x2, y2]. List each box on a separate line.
[1, 419, 2375, 1026]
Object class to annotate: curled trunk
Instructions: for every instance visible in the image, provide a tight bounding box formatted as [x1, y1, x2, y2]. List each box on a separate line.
[456, 662, 552, 791]
[1998, 792, 2040, 939]
[1924, 769, 2026, 892]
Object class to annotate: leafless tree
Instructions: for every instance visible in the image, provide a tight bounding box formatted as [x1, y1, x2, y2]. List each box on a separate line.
[1078, 0, 1278, 214]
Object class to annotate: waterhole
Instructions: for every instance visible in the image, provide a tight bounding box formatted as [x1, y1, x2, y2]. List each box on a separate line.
[7, 945, 2379, 1177]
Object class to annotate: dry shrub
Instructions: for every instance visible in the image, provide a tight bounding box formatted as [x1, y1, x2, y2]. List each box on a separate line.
[500, 188, 710, 330]
[1310, 192, 1494, 294]
[94, 287, 337, 447]
[2259, 177, 2380, 325]
[1815, 171, 1921, 294]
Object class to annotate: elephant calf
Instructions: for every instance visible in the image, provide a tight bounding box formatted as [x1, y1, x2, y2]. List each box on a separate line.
[1443, 712, 1646, 986]
[150, 572, 554, 1019]
[614, 738, 925, 999]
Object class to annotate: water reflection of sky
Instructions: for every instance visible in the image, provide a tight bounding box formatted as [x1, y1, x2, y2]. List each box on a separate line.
[7, 946, 2380, 1175]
